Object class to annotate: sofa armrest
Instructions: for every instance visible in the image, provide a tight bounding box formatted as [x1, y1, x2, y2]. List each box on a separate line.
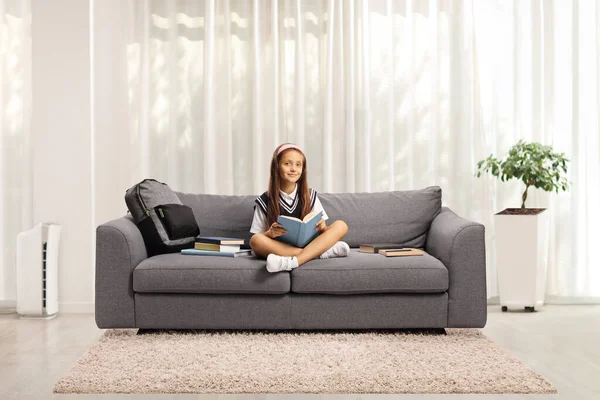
[95, 216, 148, 328]
[425, 207, 487, 328]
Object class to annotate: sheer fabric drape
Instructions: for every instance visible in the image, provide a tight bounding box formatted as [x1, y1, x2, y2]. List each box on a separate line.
[93, 0, 600, 301]
[0, 1, 31, 308]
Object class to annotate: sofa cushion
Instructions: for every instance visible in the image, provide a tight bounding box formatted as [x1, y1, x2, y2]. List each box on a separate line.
[176, 187, 441, 249]
[176, 192, 256, 244]
[133, 254, 290, 294]
[290, 249, 448, 294]
[318, 186, 442, 248]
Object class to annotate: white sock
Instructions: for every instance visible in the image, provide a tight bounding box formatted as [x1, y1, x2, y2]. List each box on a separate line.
[266, 254, 299, 273]
[319, 241, 350, 259]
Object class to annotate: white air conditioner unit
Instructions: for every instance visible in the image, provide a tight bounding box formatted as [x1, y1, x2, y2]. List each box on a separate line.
[16, 223, 62, 319]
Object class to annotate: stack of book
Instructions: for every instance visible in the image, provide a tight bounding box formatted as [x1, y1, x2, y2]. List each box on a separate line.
[181, 236, 253, 258]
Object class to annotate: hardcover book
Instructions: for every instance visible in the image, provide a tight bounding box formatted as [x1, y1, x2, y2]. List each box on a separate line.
[378, 248, 424, 257]
[359, 243, 405, 253]
[195, 236, 245, 245]
[181, 249, 252, 257]
[195, 243, 241, 252]
[277, 210, 323, 248]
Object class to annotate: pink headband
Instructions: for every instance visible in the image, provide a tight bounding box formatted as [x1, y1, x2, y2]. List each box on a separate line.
[277, 143, 303, 156]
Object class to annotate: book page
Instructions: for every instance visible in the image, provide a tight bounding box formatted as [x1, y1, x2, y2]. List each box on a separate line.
[302, 210, 320, 223]
[279, 215, 302, 222]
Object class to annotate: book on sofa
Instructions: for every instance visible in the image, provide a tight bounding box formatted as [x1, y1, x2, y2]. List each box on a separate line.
[379, 248, 424, 257]
[359, 243, 405, 253]
[277, 210, 322, 248]
[181, 249, 252, 257]
[195, 236, 245, 245]
[194, 243, 241, 252]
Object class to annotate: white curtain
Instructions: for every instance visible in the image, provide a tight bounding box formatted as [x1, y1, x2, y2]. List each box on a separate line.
[94, 0, 600, 302]
[0, 0, 31, 309]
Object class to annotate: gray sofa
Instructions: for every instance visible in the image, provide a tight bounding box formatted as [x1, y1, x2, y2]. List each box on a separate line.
[95, 186, 487, 330]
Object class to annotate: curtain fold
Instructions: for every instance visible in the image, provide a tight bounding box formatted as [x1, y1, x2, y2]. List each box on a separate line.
[94, 0, 600, 301]
[0, 1, 31, 308]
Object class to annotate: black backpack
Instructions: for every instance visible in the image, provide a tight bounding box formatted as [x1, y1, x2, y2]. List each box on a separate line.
[124, 179, 199, 256]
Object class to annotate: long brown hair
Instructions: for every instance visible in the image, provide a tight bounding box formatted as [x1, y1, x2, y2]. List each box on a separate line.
[266, 143, 312, 227]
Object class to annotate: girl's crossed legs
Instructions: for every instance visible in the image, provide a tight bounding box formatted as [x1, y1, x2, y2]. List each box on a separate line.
[249, 220, 349, 269]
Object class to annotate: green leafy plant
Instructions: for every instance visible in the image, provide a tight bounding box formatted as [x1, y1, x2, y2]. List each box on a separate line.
[475, 140, 570, 209]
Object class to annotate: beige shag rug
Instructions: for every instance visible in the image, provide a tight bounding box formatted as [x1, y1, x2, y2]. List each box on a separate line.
[54, 328, 557, 394]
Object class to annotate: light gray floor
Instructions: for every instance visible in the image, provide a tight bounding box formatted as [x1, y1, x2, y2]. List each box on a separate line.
[1, 305, 599, 400]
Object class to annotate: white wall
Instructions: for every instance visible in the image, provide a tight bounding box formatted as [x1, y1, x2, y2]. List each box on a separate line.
[31, 0, 93, 313]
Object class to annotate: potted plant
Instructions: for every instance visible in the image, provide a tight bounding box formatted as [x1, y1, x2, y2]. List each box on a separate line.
[476, 140, 570, 312]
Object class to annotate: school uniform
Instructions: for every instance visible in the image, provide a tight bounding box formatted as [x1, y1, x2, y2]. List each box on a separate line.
[250, 184, 329, 234]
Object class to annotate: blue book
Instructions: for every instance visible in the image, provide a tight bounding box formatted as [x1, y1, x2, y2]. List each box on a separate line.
[277, 210, 323, 248]
[181, 249, 252, 257]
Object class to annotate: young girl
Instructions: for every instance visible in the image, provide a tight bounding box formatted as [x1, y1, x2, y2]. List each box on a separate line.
[249, 143, 350, 273]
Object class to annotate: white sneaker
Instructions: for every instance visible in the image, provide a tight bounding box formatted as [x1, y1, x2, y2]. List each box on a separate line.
[319, 241, 350, 259]
[266, 254, 299, 273]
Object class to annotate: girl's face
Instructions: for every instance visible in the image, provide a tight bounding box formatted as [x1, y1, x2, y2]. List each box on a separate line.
[278, 150, 304, 185]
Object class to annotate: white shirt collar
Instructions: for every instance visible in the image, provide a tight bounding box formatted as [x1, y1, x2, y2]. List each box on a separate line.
[279, 184, 297, 201]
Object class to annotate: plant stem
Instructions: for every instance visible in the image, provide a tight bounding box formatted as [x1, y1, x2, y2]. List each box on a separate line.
[521, 185, 530, 208]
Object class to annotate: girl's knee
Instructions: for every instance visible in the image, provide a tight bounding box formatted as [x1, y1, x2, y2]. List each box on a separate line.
[333, 220, 348, 235]
[249, 233, 266, 249]
[249, 234, 268, 259]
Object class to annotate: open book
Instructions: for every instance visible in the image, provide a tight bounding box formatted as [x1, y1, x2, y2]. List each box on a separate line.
[277, 210, 323, 248]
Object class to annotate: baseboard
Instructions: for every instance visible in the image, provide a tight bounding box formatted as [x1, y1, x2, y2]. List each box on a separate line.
[544, 295, 600, 304]
[0, 299, 16, 314]
[59, 302, 95, 313]
[487, 295, 600, 306]
[1, 300, 94, 314]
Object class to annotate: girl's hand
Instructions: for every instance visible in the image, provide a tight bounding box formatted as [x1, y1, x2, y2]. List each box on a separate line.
[316, 218, 327, 233]
[267, 222, 288, 238]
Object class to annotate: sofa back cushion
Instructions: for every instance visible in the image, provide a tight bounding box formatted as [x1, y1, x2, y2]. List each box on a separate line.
[319, 186, 442, 248]
[176, 193, 256, 244]
[177, 186, 442, 248]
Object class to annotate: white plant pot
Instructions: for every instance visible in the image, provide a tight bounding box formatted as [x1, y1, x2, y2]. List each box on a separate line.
[494, 209, 549, 312]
